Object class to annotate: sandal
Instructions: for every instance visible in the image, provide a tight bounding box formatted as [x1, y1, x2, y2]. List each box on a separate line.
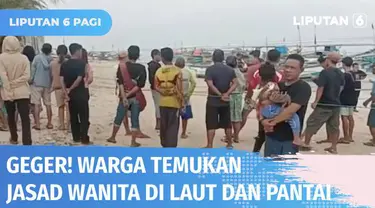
[0, 126, 8, 131]
[316, 139, 331, 144]
[324, 147, 338, 154]
[137, 133, 150, 138]
[221, 138, 229, 143]
[46, 124, 53, 129]
[299, 145, 312, 151]
[338, 138, 351, 144]
[32, 126, 41, 130]
[226, 143, 234, 149]
[9, 139, 18, 145]
[364, 142, 375, 147]
[181, 134, 188, 139]
[106, 138, 117, 143]
[130, 142, 141, 147]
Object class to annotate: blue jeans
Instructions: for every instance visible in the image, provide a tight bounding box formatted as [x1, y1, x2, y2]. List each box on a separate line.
[264, 136, 297, 157]
[114, 98, 140, 130]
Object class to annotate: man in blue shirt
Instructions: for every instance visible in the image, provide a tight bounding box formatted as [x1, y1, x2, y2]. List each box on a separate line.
[30, 43, 53, 130]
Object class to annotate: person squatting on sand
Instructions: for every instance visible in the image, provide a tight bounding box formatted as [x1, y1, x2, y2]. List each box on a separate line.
[51, 44, 70, 130]
[148, 49, 162, 130]
[0, 36, 32, 145]
[60, 43, 91, 145]
[225, 55, 245, 143]
[175, 56, 196, 139]
[30, 43, 53, 130]
[154, 47, 184, 147]
[107, 46, 148, 147]
[204, 49, 238, 148]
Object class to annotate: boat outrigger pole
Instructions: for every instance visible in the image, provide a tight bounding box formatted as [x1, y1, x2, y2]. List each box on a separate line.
[314, 25, 317, 53]
[297, 25, 302, 54]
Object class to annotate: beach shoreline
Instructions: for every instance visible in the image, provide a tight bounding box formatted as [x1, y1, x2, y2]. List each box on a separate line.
[1, 60, 374, 155]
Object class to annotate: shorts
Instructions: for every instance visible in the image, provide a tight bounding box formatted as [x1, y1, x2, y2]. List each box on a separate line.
[54, 89, 65, 107]
[230, 94, 243, 122]
[340, 106, 354, 116]
[205, 104, 231, 130]
[113, 98, 140, 130]
[30, 86, 51, 105]
[264, 136, 297, 157]
[367, 106, 375, 128]
[181, 105, 193, 120]
[151, 90, 160, 118]
[304, 106, 340, 135]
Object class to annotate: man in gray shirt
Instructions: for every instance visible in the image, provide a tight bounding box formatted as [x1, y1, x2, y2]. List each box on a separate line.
[30, 43, 53, 130]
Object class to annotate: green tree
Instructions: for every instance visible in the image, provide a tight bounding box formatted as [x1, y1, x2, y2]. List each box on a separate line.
[0, 0, 61, 51]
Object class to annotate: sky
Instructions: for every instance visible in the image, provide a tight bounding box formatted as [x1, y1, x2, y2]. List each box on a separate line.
[46, 0, 375, 51]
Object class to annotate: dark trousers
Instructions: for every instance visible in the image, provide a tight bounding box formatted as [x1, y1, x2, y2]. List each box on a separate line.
[354, 90, 360, 109]
[160, 107, 180, 147]
[5, 99, 31, 145]
[68, 98, 89, 143]
[253, 121, 265, 152]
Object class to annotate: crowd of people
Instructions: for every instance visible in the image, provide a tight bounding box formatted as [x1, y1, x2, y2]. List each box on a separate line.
[0, 35, 374, 156]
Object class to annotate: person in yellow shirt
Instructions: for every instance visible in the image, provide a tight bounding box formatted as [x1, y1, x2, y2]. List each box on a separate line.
[175, 56, 196, 138]
[154, 47, 184, 147]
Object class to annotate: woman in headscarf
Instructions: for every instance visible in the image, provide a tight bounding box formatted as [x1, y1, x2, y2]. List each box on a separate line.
[0, 36, 31, 145]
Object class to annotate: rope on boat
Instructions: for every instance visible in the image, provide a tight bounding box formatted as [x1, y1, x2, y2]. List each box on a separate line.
[191, 93, 375, 109]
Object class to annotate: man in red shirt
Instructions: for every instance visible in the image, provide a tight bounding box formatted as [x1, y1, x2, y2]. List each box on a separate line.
[241, 49, 282, 152]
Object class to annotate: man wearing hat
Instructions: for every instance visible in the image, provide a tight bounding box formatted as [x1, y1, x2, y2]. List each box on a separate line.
[302, 52, 345, 154]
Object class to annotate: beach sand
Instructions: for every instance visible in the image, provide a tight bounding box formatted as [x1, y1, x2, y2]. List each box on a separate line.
[1, 60, 375, 155]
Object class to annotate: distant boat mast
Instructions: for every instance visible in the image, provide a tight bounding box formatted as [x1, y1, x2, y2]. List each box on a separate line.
[297, 25, 302, 53]
[314, 25, 317, 53]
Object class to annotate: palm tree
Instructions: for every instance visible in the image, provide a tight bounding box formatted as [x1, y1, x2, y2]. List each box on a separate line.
[0, 0, 61, 51]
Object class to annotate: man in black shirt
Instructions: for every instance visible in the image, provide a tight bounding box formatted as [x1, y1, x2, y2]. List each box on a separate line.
[339, 57, 356, 144]
[302, 52, 344, 154]
[60, 43, 91, 145]
[205, 49, 238, 148]
[261, 54, 311, 157]
[147, 49, 161, 130]
[351, 63, 367, 112]
[107, 46, 147, 147]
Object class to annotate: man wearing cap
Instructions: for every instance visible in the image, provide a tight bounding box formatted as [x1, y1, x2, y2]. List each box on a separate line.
[107, 46, 148, 147]
[302, 52, 345, 154]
